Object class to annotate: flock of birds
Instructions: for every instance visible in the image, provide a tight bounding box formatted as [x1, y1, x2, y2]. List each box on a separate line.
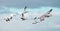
[3, 6, 53, 24]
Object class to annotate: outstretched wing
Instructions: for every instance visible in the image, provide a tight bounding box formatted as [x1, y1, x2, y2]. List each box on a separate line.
[24, 6, 27, 11]
[47, 9, 53, 14]
[24, 6, 27, 9]
[23, 6, 28, 13]
[34, 17, 37, 20]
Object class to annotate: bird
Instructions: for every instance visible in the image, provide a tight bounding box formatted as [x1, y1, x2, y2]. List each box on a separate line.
[21, 6, 28, 20]
[33, 9, 53, 23]
[40, 9, 53, 22]
[32, 17, 38, 24]
[4, 17, 11, 22]
[4, 14, 16, 22]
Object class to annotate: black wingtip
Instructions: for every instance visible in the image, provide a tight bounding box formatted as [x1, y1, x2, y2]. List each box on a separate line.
[50, 9, 53, 11]
[6, 18, 10, 22]
[24, 6, 27, 9]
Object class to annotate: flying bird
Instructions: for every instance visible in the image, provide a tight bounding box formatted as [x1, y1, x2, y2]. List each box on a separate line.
[39, 9, 53, 22]
[32, 17, 38, 24]
[4, 14, 16, 22]
[21, 6, 28, 20]
[33, 9, 53, 23]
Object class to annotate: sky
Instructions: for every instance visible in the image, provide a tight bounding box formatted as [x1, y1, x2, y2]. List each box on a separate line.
[0, 0, 60, 31]
[0, 0, 60, 8]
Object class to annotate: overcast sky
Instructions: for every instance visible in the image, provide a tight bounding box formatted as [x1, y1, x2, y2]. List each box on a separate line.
[0, 0, 60, 13]
[0, 0, 60, 8]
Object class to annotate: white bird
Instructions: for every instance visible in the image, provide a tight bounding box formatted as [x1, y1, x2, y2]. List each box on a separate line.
[4, 14, 16, 22]
[21, 6, 28, 20]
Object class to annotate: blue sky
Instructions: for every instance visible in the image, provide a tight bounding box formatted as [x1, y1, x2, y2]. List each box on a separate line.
[0, 0, 60, 31]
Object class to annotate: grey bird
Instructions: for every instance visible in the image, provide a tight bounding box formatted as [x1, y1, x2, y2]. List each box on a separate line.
[32, 9, 53, 24]
[40, 9, 53, 22]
